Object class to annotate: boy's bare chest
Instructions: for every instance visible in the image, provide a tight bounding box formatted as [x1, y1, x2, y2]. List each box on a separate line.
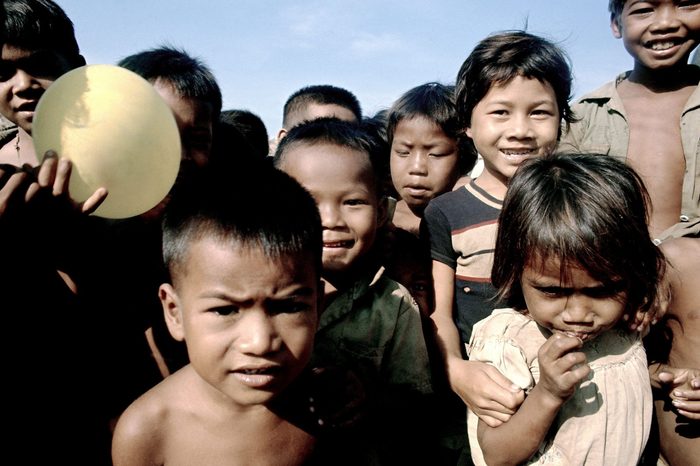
[619, 85, 691, 155]
[163, 416, 316, 466]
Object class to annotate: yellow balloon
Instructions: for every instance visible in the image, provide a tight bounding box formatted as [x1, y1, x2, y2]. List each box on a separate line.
[32, 64, 181, 219]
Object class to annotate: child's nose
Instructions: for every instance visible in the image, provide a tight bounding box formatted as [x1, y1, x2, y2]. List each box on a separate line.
[10, 69, 37, 94]
[507, 114, 533, 139]
[561, 296, 594, 324]
[235, 310, 280, 355]
[319, 203, 345, 229]
[408, 152, 428, 175]
[651, 5, 682, 31]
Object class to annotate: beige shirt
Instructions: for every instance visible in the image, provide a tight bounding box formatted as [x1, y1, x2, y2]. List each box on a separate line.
[467, 308, 652, 466]
[558, 70, 700, 241]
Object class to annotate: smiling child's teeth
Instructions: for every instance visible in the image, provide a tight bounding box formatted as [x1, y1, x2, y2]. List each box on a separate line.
[651, 42, 674, 51]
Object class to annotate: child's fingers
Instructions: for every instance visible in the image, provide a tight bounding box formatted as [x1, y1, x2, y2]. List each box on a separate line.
[52, 157, 72, 196]
[475, 410, 508, 428]
[80, 187, 108, 215]
[1, 170, 30, 214]
[37, 151, 59, 188]
[539, 333, 583, 364]
[672, 401, 700, 420]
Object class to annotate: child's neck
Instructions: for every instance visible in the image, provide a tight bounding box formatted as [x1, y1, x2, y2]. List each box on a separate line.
[473, 170, 508, 200]
[628, 62, 699, 93]
[321, 254, 380, 307]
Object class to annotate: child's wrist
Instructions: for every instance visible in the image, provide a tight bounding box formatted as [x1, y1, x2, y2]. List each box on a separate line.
[531, 384, 566, 412]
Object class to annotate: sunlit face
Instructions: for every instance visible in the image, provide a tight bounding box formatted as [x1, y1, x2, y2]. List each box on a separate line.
[466, 76, 559, 193]
[521, 257, 627, 343]
[612, 0, 700, 71]
[279, 143, 383, 281]
[0, 45, 77, 133]
[154, 80, 214, 168]
[390, 116, 461, 216]
[160, 239, 319, 407]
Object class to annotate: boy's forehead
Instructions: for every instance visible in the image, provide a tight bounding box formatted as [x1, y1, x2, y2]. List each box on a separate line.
[181, 236, 319, 273]
[1, 44, 70, 62]
[283, 141, 374, 176]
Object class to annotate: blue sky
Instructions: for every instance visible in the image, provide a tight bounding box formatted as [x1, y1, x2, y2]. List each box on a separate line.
[59, 0, 634, 134]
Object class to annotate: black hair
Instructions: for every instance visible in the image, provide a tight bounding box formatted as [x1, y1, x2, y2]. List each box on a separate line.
[1, 0, 83, 65]
[492, 152, 664, 319]
[387, 82, 476, 175]
[609, 0, 626, 26]
[219, 109, 269, 159]
[455, 31, 574, 146]
[118, 46, 222, 118]
[273, 117, 384, 194]
[282, 84, 362, 129]
[162, 160, 322, 284]
[361, 109, 393, 198]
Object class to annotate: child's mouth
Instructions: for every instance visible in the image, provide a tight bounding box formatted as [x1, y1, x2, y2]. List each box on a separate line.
[501, 148, 536, 160]
[645, 39, 682, 52]
[323, 240, 353, 249]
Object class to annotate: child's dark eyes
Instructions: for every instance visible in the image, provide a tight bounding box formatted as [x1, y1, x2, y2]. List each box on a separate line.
[536, 286, 569, 298]
[531, 109, 554, 118]
[344, 198, 369, 206]
[268, 300, 312, 315]
[210, 305, 239, 316]
[0, 63, 14, 82]
[393, 149, 410, 157]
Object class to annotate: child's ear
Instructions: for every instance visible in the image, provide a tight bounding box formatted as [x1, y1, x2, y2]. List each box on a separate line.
[465, 126, 473, 139]
[276, 128, 288, 143]
[160, 283, 185, 342]
[610, 15, 622, 39]
[377, 195, 390, 227]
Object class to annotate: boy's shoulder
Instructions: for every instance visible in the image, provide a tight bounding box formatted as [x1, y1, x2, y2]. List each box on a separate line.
[354, 267, 420, 315]
[320, 268, 420, 328]
[424, 180, 501, 228]
[574, 72, 630, 108]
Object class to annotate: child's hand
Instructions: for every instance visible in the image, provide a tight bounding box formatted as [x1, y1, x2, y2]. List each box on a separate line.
[0, 164, 31, 223]
[450, 358, 524, 427]
[537, 334, 590, 403]
[27, 151, 108, 215]
[626, 271, 671, 334]
[649, 363, 700, 420]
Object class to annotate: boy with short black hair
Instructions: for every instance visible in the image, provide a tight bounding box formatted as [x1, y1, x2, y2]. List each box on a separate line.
[0, 0, 86, 165]
[112, 163, 325, 466]
[559, 0, 700, 241]
[276, 84, 362, 143]
[273, 117, 433, 463]
[118, 45, 222, 169]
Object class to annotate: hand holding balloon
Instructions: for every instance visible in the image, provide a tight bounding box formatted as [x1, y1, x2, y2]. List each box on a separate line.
[32, 65, 181, 219]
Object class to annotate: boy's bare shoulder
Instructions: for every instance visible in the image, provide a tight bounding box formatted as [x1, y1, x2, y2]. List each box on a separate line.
[111, 366, 196, 465]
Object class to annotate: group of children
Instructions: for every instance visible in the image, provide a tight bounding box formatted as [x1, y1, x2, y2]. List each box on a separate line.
[1, 0, 698, 465]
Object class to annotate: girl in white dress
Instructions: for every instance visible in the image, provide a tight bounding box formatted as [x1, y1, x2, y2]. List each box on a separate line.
[467, 153, 665, 466]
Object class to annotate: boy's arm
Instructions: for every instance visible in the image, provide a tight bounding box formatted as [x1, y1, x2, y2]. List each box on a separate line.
[431, 260, 523, 426]
[477, 334, 590, 465]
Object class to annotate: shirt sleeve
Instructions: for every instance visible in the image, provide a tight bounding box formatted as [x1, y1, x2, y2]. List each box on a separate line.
[422, 199, 457, 268]
[383, 286, 433, 394]
[467, 312, 536, 391]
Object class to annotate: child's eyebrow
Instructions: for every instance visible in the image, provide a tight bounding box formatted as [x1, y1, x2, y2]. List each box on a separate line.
[198, 285, 316, 302]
